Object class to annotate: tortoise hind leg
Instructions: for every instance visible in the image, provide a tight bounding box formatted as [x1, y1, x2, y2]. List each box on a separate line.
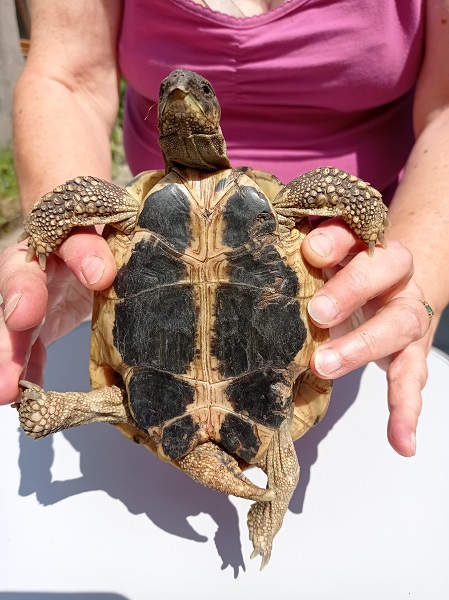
[247, 413, 300, 570]
[178, 441, 275, 502]
[16, 381, 131, 439]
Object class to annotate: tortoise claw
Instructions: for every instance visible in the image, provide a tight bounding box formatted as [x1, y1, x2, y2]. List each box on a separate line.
[367, 229, 387, 256]
[18, 379, 35, 389]
[38, 253, 47, 271]
[250, 546, 271, 571]
[18, 379, 42, 400]
[25, 245, 35, 263]
[13, 381, 40, 408]
[11, 379, 34, 409]
[17, 230, 30, 243]
[24, 244, 48, 270]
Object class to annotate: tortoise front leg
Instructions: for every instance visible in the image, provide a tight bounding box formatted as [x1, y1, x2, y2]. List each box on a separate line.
[15, 381, 131, 439]
[273, 167, 389, 254]
[247, 412, 300, 570]
[19, 176, 140, 269]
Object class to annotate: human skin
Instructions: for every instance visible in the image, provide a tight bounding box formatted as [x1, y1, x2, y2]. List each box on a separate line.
[1, 0, 448, 458]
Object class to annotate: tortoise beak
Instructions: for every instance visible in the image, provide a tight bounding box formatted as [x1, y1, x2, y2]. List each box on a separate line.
[159, 86, 206, 119]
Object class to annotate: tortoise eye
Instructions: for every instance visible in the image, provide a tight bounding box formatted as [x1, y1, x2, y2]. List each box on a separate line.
[159, 82, 167, 96]
[202, 84, 213, 95]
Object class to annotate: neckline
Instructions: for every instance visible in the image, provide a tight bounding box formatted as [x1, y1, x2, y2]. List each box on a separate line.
[168, 0, 309, 28]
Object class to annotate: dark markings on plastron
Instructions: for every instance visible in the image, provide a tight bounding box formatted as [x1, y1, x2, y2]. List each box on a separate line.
[113, 240, 195, 372]
[114, 239, 186, 297]
[127, 368, 195, 430]
[229, 244, 299, 297]
[137, 184, 191, 251]
[222, 186, 276, 248]
[213, 244, 306, 378]
[219, 414, 260, 463]
[214, 176, 228, 193]
[162, 416, 200, 460]
[226, 369, 292, 428]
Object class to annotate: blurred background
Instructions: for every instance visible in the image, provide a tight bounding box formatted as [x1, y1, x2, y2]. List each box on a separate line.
[0, 1, 27, 243]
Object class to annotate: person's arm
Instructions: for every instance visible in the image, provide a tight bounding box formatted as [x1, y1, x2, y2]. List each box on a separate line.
[389, 0, 449, 324]
[0, 0, 123, 403]
[14, 0, 123, 205]
[302, 0, 449, 457]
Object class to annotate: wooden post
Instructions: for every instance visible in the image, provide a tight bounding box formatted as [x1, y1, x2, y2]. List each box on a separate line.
[0, 0, 24, 147]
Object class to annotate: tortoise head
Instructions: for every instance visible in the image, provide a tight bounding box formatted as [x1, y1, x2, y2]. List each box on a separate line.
[158, 69, 231, 172]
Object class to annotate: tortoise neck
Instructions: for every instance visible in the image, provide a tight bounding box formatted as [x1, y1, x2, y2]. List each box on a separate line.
[160, 131, 231, 173]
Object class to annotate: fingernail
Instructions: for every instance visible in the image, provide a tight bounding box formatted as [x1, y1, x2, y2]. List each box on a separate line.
[308, 294, 339, 324]
[308, 233, 332, 258]
[410, 432, 416, 455]
[81, 256, 105, 285]
[315, 348, 342, 376]
[4, 292, 23, 322]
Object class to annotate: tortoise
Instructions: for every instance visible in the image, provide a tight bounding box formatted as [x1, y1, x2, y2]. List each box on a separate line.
[16, 69, 388, 569]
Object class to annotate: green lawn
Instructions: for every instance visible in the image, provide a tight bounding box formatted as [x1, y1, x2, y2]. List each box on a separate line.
[0, 146, 20, 229]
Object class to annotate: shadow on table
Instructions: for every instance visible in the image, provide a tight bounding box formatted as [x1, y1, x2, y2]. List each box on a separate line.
[16, 322, 363, 577]
[291, 366, 363, 513]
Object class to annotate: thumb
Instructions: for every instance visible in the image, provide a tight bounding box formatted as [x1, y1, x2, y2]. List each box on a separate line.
[54, 228, 116, 290]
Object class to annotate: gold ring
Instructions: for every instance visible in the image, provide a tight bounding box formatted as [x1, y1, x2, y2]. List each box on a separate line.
[421, 300, 434, 320]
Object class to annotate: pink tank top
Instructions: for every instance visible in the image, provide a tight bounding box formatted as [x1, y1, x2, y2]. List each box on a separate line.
[119, 0, 424, 198]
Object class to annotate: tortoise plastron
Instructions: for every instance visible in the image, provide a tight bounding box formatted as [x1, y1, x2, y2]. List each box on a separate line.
[17, 69, 387, 569]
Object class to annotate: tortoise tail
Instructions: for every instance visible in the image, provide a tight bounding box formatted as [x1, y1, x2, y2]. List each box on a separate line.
[177, 442, 275, 502]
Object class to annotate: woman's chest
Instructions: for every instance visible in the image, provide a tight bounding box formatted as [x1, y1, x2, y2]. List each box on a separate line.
[189, 0, 288, 18]
[120, 0, 424, 113]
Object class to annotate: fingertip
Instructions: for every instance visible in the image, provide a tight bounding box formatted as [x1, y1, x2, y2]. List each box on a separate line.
[311, 346, 343, 378]
[0, 266, 48, 331]
[80, 254, 108, 287]
[0, 363, 22, 405]
[386, 346, 425, 457]
[4, 293, 47, 332]
[387, 410, 417, 457]
[302, 220, 363, 268]
[306, 231, 333, 261]
[57, 230, 116, 290]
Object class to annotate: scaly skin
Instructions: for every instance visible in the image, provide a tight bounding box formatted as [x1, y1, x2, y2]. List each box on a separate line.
[19, 176, 140, 269]
[247, 414, 299, 570]
[274, 166, 389, 254]
[16, 381, 130, 438]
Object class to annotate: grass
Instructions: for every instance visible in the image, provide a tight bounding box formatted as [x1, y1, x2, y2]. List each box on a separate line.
[111, 79, 126, 176]
[0, 146, 20, 229]
[0, 146, 18, 199]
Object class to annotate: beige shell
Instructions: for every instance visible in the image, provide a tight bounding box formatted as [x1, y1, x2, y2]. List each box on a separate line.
[89, 167, 332, 466]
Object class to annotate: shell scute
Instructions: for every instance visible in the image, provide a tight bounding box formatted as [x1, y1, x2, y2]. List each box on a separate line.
[221, 184, 276, 248]
[219, 414, 261, 463]
[137, 183, 191, 252]
[92, 168, 326, 465]
[113, 240, 196, 373]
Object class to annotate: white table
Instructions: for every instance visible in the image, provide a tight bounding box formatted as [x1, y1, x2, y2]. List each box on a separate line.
[1, 322, 448, 599]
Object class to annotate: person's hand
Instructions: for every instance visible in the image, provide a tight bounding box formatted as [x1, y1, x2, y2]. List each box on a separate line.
[302, 220, 433, 458]
[0, 230, 116, 405]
